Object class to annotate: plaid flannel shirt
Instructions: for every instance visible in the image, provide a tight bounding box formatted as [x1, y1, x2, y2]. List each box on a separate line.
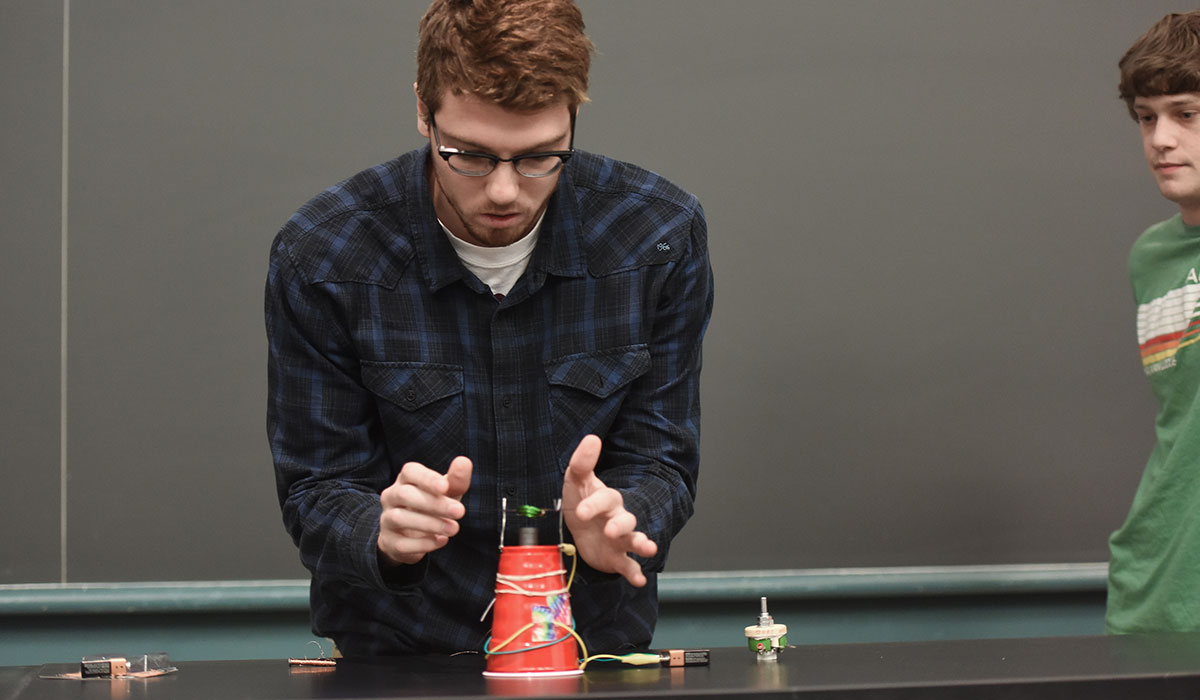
[266, 145, 713, 656]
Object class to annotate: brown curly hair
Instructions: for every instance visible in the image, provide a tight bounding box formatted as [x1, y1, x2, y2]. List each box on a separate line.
[1119, 11, 1200, 120]
[417, 0, 593, 117]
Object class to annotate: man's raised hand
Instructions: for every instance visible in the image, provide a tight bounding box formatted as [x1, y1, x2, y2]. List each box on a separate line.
[562, 435, 658, 587]
[378, 456, 472, 566]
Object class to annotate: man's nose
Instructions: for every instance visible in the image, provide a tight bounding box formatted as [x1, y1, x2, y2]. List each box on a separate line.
[485, 162, 521, 205]
[1152, 119, 1179, 150]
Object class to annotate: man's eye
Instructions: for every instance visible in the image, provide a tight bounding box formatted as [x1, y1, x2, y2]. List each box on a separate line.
[518, 155, 559, 170]
[454, 154, 494, 167]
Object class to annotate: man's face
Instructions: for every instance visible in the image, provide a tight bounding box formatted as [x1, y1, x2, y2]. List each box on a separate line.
[1135, 93, 1200, 224]
[418, 91, 573, 247]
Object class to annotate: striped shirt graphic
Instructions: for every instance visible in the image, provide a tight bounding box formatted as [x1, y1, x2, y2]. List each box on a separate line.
[1138, 283, 1200, 374]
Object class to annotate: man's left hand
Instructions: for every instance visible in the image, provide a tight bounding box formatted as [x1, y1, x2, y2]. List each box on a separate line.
[562, 434, 658, 587]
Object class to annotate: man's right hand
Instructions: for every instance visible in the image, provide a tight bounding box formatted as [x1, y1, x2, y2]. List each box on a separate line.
[378, 456, 473, 566]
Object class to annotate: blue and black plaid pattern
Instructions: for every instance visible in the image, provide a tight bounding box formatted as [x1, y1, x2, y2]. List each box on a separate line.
[266, 145, 714, 656]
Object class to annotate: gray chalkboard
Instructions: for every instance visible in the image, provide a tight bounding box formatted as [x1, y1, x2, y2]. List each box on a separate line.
[2, 0, 1184, 583]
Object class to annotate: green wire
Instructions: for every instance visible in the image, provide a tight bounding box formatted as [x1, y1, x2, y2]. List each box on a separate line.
[516, 504, 547, 518]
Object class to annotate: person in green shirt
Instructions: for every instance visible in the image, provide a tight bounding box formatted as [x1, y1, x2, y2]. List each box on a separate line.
[1108, 10, 1200, 633]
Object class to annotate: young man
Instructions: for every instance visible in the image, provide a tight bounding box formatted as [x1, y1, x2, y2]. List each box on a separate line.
[1108, 10, 1200, 633]
[265, 0, 713, 656]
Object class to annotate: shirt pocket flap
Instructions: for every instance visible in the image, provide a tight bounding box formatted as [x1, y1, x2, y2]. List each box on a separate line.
[361, 361, 464, 412]
[544, 345, 651, 399]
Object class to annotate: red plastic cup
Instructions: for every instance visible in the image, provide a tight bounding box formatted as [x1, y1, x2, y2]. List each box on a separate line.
[483, 545, 581, 677]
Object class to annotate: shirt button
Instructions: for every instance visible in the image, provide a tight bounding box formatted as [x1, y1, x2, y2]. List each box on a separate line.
[502, 396, 512, 408]
[505, 485, 517, 497]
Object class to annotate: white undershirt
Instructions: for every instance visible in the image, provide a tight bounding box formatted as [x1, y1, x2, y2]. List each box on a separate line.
[439, 214, 543, 297]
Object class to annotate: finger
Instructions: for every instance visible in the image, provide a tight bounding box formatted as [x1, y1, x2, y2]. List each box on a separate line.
[628, 530, 658, 559]
[605, 523, 658, 561]
[378, 507, 458, 566]
[444, 456, 473, 500]
[381, 482, 464, 520]
[574, 486, 623, 522]
[383, 462, 469, 519]
[392, 462, 450, 496]
[564, 434, 602, 485]
[381, 505, 461, 539]
[379, 530, 449, 564]
[602, 509, 638, 540]
[614, 554, 647, 588]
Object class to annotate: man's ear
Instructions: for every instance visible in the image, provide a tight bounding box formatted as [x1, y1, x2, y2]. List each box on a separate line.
[414, 82, 430, 138]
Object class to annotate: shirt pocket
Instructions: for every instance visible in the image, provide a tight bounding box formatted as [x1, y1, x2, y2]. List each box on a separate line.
[544, 345, 651, 466]
[361, 361, 465, 472]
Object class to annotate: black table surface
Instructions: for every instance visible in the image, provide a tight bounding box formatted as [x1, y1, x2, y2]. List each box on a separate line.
[8, 633, 1200, 699]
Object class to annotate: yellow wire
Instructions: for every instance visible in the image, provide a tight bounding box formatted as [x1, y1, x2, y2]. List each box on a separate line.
[486, 616, 659, 672]
[580, 653, 623, 670]
[584, 652, 662, 669]
[560, 543, 577, 589]
[555, 620, 589, 663]
[485, 622, 537, 656]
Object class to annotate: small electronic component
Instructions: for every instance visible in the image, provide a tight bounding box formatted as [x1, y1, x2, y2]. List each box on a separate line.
[287, 658, 336, 667]
[516, 504, 549, 518]
[81, 657, 127, 678]
[657, 648, 710, 667]
[744, 597, 788, 661]
[38, 653, 174, 681]
[288, 641, 337, 669]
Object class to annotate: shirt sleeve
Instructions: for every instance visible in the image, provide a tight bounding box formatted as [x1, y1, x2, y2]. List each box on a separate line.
[265, 236, 424, 592]
[595, 203, 715, 572]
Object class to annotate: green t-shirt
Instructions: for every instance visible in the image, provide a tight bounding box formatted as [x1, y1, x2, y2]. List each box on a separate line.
[1108, 213, 1200, 633]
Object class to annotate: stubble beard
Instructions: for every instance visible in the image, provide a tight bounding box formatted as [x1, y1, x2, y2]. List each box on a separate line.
[432, 166, 549, 248]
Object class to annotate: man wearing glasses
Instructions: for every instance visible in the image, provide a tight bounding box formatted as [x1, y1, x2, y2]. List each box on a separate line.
[265, 0, 713, 657]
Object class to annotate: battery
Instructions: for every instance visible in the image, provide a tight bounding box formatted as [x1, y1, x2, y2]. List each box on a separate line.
[659, 649, 710, 667]
[80, 657, 128, 678]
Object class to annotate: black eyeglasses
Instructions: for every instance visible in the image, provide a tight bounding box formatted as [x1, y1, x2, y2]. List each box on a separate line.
[429, 112, 575, 178]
